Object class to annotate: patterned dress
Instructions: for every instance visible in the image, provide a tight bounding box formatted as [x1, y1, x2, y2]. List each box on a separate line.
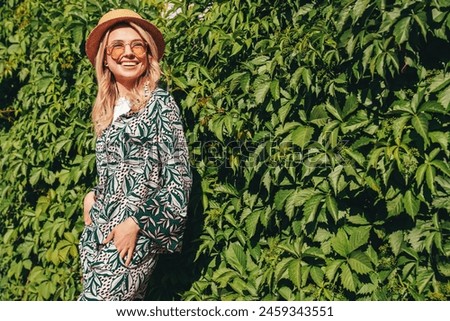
[78, 88, 192, 300]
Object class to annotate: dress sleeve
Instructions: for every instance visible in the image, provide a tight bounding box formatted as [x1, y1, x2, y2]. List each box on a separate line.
[131, 92, 192, 253]
[91, 186, 100, 200]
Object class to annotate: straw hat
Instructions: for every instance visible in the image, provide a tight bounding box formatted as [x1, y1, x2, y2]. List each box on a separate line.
[85, 9, 165, 65]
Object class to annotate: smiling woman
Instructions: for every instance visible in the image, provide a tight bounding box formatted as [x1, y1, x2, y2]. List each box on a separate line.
[78, 9, 192, 301]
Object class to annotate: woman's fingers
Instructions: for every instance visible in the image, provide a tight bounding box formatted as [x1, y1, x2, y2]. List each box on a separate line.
[119, 247, 128, 260]
[125, 247, 134, 266]
[104, 218, 140, 266]
[103, 230, 114, 244]
[117, 241, 135, 266]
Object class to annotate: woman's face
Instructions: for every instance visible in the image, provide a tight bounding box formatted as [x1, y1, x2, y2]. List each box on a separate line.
[105, 25, 148, 88]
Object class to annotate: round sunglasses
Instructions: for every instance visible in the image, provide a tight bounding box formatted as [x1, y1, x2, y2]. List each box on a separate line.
[106, 40, 148, 60]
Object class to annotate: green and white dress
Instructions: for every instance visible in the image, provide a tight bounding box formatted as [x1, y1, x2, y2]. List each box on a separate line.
[78, 88, 192, 300]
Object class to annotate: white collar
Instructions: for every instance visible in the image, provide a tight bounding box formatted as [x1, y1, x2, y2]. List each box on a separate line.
[113, 97, 131, 121]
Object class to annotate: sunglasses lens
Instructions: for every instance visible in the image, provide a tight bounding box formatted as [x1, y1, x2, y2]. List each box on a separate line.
[131, 41, 146, 57]
[110, 45, 125, 60]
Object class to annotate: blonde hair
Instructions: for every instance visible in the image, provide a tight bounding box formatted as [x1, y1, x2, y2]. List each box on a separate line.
[91, 22, 162, 136]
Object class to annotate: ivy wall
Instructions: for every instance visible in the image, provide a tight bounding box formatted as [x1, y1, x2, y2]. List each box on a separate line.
[0, 0, 449, 300]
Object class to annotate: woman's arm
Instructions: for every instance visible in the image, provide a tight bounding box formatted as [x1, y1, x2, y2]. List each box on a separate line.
[132, 92, 192, 253]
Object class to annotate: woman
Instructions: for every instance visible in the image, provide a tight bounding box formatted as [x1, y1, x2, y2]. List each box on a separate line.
[78, 9, 192, 300]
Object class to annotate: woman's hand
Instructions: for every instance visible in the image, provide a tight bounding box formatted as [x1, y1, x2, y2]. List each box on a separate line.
[83, 191, 96, 225]
[103, 217, 140, 266]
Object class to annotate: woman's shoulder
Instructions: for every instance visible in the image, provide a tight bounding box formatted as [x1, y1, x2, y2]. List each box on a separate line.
[150, 87, 179, 112]
[143, 87, 177, 117]
[152, 87, 172, 100]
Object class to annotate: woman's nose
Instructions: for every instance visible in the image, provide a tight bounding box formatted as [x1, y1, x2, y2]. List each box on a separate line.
[123, 43, 134, 56]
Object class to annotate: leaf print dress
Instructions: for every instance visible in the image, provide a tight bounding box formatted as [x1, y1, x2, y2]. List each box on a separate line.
[78, 89, 192, 300]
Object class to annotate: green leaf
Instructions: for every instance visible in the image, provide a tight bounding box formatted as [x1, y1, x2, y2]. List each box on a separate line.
[366, 246, 379, 266]
[348, 251, 372, 274]
[325, 194, 339, 222]
[230, 277, 247, 295]
[250, 55, 270, 66]
[389, 230, 404, 256]
[240, 72, 251, 93]
[271, 257, 297, 283]
[278, 286, 295, 300]
[274, 189, 293, 211]
[303, 247, 326, 260]
[415, 163, 427, 185]
[347, 214, 369, 225]
[358, 283, 378, 295]
[340, 263, 357, 292]
[343, 148, 366, 167]
[213, 268, 239, 287]
[387, 193, 404, 217]
[29, 168, 42, 186]
[432, 195, 450, 211]
[332, 229, 350, 257]
[278, 103, 291, 125]
[412, 12, 428, 40]
[215, 183, 239, 196]
[244, 210, 261, 238]
[429, 131, 449, 153]
[309, 104, 328, 126]
[3, 229, 16, 244]
[416, 269, 434, 294]
[411, 114, 429, 146]
[291, 126, 314, 149]
[325, 259, 344, 282]
[290, 67, 303, 89]
[328, 165, 344, 195]
[428, 72, 450, 93]
[365, 176, 381, 194]
[352, 0, 370, 22]
[403, 190, 420, 219]
[254, 74, 271, 104]
[341, 110, 369, 133]
[303, 194, 324, 224]
[285, 191, 300, 220]
[310, 266, 324, 286]
[419, 101, 446, 114]
[362, 44, 374, 73]
[432, 160, 450, 177]
[270, 79, 280, 100]
[437, 84, 450, 109]
[209, 116, 225, 142]
[426, 164, 436, 194]
[390, 99, 414, 114]
[394, 17, 411, 45]
[336, 6, 351, 33]
[231, 42, 243, 56]
[349, 227, 370, 252]
[225, 243, 247, 275]
[342, 94, 359, 118]
[28, 266, 47, 283]
[392, 115, 411, 140]
[288, 259, 302, 288]
[325, 102, 343, 121]
[302, 68, 312, 90]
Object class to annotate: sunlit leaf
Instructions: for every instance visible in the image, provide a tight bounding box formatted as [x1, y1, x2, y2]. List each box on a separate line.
[394, 17, 411, 44]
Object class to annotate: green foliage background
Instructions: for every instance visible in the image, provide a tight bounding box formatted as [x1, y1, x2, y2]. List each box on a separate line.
[1, 0, 449, 300]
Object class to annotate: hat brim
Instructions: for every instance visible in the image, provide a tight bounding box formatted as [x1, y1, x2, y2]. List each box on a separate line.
[85, 16, 165, 66]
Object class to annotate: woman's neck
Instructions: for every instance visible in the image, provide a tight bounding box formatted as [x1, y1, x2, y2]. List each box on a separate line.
[116, 82, 135, 98]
